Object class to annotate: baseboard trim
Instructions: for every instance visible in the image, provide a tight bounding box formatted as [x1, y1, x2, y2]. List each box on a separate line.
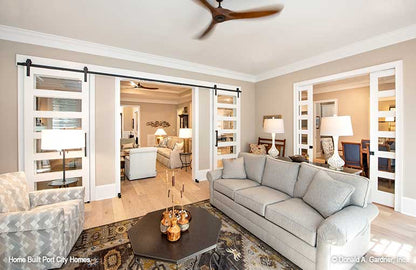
[194, 169, 209, 182]
[401, 197, 416, 217]
[95, 184, 116, 201]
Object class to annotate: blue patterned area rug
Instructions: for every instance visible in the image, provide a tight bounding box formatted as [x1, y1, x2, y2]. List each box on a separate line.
[63, 201, 300, 270]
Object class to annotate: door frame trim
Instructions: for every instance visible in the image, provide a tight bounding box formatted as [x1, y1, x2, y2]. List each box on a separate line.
[293, 60, 403, 211]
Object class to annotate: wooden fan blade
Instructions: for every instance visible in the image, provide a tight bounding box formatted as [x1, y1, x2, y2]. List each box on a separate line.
[140, 86, 159, 90]
[193, 0, 215, 12]
[198, 20, 217, 39]
[227, 5, 283, 20]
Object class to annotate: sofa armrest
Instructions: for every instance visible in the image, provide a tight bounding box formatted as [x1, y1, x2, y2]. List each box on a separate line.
[317, 203, 379, 246]
[29, 186, 85, 208]
[0, 207, 64, 233]
[207, 169, 223, 182]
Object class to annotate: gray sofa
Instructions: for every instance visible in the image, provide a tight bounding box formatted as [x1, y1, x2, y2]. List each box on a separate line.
[207, 152, 379, 270]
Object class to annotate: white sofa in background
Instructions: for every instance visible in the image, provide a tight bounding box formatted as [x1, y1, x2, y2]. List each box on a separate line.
[125, 147, 157, 180]
[156, 136, 184, 169]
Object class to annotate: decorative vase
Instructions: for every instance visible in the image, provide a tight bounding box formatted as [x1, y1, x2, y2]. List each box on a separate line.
[178, 211, 190, 232]
[167, 218, 181, 242]
[160, 211, 171, 234]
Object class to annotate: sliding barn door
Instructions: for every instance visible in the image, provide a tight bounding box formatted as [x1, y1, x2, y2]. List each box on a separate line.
[213, 90, 241, 169]
[23, 67, 90, 200]
[370, 69, 398, 207]
[294, 85, 314, 160]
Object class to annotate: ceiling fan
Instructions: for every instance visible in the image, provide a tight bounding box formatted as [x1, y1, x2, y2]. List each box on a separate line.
[129, 81, 159, 90]
[194, 0, 284, 39]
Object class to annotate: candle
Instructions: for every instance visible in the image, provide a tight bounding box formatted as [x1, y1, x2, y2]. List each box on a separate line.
[172, 170, 176, 187]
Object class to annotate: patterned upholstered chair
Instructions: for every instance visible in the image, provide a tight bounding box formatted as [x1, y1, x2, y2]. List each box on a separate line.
[320, 137, 334, 162]
[0, 172, 85, 269]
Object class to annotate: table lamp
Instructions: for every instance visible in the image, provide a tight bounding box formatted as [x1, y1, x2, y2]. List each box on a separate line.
[41, 129, 85, 184]
[154, 128, 167, 144]
[264, 118, 285, 158]
[320, 116, 353, 170]
[179, 128, 192, 153]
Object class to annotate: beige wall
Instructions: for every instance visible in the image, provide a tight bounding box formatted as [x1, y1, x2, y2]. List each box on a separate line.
[122, 106, 134, 133]
[198, 90, 211, 171]
[255, 38, 416, 199]
[137, 103, 177, 147]
[95, 76, 116, 186]
[314, 87, 370, 147]
[0, 40, 256, 183]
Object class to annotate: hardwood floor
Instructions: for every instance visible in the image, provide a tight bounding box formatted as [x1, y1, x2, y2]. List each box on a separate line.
[84, 163, 209, 229]
[357, 204, 416, 269]
[84, 168, 416, 269]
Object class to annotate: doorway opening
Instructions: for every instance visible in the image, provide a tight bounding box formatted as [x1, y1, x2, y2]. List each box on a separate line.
[293, 61, 402, 210]
[116, 79, 211, 207]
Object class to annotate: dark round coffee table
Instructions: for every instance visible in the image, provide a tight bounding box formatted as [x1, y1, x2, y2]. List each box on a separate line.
[127, 206, 222, 270]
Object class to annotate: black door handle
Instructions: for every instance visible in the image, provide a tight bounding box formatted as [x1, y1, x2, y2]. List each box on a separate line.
[215, 130, 219, 147]
[84, 133, 87, 157]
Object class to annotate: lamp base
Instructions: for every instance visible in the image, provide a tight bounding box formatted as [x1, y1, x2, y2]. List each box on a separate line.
[327, 152, 345, 171]
[268, 145, 280, 159]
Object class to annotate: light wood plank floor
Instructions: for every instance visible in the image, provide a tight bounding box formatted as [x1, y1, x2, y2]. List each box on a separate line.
[84, 163, 209, 229]
[84, 170, 416, 269]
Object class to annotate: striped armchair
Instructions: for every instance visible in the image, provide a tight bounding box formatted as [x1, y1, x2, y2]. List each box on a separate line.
[0, 172, 85, 270]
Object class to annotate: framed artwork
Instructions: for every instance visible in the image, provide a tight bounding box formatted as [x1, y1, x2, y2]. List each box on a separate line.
[263, 114, 282, 127]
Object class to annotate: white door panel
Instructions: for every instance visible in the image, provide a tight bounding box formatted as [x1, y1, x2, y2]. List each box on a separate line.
[23, 67, 90, 201]
[370, 68, 396, 207]
[213, 90, 241, 169]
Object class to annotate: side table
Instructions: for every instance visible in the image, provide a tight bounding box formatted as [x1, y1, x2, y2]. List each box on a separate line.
[48, 178, 78, 188]
[179, 152, 192, 172]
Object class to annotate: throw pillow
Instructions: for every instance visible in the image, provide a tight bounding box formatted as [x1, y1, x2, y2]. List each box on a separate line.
[0, 172, 30, 213]
[262, 158, 300, 196]
[289, 155, 308, 163]
[122, 143, 134, 149]
[249, 144, 267, 155]
[173, 142, 184, 151]
[222, 157, 247, 179]
[159, 137, 168, 148]
[303, 170, 355, 218]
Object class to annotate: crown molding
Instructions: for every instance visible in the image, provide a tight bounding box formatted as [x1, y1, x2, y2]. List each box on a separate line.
[255, 24, 416, 82]
[0, 24, 256, 83]
[2, 24, 415, 84]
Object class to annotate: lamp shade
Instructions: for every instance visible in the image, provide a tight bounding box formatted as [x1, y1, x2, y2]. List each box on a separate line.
[264, 118, 284, 134]
[179, 128, 192, 139]
[41, 129, 85, 150]
[320, 116, 353, 136]
[154, 128, 167, 136]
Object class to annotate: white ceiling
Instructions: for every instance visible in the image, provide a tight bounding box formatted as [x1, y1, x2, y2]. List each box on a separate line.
[1, 0, 416, 78]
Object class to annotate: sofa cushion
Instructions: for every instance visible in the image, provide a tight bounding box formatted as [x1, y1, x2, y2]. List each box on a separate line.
[265, 198, 324, 246]
[235, 186, 290, 216]
[0, 172, 30, 213]
[261, 158, 300, 196]
[303, 170, 355, 218]
[222, 157, 247, 179]
[35, 199, 83, 232]
[293, 162, 320, 198]
[238, 152, 266, 183]
[214, 179, 259, 200]
[157, 147, 172, 158]
[295, 162, 371, 207]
